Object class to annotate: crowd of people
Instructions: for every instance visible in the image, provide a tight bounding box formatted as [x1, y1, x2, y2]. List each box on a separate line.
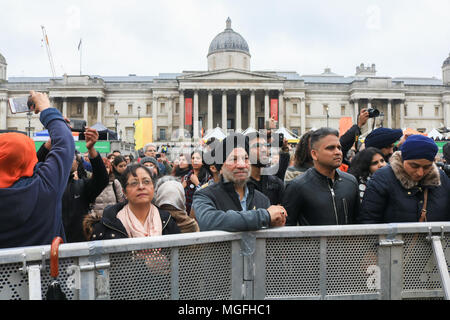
[1, 92, 450, 249]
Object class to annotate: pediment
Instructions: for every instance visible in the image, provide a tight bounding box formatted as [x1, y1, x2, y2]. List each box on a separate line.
[178, 69, 285, 81]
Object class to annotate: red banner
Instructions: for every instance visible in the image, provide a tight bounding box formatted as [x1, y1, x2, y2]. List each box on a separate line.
[185, 98, 192, 125]
[270, 99, 278, 121]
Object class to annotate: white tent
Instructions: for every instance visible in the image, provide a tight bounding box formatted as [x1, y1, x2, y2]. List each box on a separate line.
[202, 127, 226, 142]
[274, 127, 300, 142]
[428, 128, 444, 140]
[242, 127, 257, 135]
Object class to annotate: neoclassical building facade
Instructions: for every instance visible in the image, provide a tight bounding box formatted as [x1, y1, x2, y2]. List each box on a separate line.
[1, 18, 450, 142]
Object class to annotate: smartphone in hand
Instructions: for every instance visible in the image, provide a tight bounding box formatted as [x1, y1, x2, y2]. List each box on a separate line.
[8, 96, 34, 113]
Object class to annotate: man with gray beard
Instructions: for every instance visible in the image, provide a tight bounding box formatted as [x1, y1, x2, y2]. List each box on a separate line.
[193, 133, 287, 232]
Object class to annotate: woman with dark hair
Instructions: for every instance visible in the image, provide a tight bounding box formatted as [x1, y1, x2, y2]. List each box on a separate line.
[284, 131, 314, 183]
[112, 155, 127, 180]
[348, 147, 387, 201]
[85, 163, 180, 240]
[171, 154, 192, 180]
[181, 150, 212, 215]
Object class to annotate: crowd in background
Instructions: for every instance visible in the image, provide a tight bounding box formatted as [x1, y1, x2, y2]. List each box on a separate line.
[1, 92, 450, 249]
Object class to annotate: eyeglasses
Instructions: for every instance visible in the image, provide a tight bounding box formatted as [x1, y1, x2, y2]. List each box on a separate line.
[126, 179, 152, 188]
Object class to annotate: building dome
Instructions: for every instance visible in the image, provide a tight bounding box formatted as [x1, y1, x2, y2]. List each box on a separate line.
[443, 53, 450, 67]
[208, 18, 250, 57]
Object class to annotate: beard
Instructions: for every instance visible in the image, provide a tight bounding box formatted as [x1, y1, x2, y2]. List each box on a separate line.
[222, 167, 250, 187]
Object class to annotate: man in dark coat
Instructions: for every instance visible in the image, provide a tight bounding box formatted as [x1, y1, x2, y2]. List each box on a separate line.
[359, 135, 450, 223]
[246, 131, 285, 205]
[0, 91, 75, 248]
[192, 133, 287, 232]
[282, 128, 360, 226]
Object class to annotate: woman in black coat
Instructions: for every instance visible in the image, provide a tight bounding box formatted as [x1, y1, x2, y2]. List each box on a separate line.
[85, 164, 180, 240]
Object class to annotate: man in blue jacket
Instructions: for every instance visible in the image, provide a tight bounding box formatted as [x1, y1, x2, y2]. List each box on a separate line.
[0, 91, 75, 248]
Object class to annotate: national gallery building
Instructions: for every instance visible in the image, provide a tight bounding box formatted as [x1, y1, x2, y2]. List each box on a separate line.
[1, 18, 450, 142]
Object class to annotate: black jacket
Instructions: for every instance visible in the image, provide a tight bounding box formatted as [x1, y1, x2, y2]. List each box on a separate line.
[62, 153, 109, 242]
[193, 178, 271, 232]
[282, 167, 360, 226]
[37, 145, 109, 243]
[339, 124, 361, 164]
[248, 174, 284, 205]
[90, 202, 180, 240]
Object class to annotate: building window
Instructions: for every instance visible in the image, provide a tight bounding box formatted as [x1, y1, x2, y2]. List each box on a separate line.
[228, 55, 232, 68]
[306, 104, 311, 115]
[146, 104, 151, 115]
[404, 105, 408, 117]
[128, 104, 133, 115]
[109, 104, 115, 114]
[293, 103, 298, 114]
[77, 104, 82, 115]
[243, 56, 247, 69]
[341, 105, 346, 116]
[418, 106, 423, 117]
[160, 103, 165, 114]
[159, 128, 166, 141]
[435, 106, 440, 117]
[175, 103, 180, 114]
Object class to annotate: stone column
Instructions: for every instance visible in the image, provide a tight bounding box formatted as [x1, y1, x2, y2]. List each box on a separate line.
[300, 97, 306, 135]
[207, 90, 213, 131]
[0, 98, 7, 129]
[443, 100, 450, 129]
[353, 100, 359, 123]
[97, 97, 102, 124]
[62, 98, 68, 118]
[250, 89, 256, 129]
[168, 96, 173, 140]
[367, 99, 373, 132]
[236, 89, 241, 132]
[222, 90, 227, 131]
[83, 98, 88, 123]
[179, 90, 185, 138]
[152, 94, 158, 141]
[387, 100, 392, 129]
[278, 90, 284, 127]
[193, 90, 199, 139]
[400, 101, 405, 129]
[264, 90, 269, 122]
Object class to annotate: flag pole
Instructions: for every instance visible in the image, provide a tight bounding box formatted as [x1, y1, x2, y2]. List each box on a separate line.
[78, 38, 82, 75]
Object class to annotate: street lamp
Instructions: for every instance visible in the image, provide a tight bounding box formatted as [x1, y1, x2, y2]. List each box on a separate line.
[137, 105, 141, 120]
[326, 106, 329, 127]
[114, 110, 119, 140]
[379, 112, 385, 128]
[26, 111, 32, 137]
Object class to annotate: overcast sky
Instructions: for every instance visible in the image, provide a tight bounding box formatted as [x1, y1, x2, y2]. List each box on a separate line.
[1, 0, 449, 79]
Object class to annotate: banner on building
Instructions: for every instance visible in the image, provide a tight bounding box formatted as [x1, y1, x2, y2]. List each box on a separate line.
[134, 118, 153, 149]
[185, 98, 193, 125]
[270, 99, 278, 121]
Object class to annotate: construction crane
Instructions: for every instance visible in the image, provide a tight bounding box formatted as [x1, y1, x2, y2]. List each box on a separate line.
[41, 25, 56, 77]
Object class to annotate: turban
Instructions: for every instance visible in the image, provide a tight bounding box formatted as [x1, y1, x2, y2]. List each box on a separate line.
[400, 135, 438, 162]
[365, 128, 403, 149]
[213, 133, 249, 171]
[0, 132, 37, 188]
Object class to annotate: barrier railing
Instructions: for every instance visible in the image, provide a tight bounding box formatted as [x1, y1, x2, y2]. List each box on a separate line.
[0, 222, 449, 300]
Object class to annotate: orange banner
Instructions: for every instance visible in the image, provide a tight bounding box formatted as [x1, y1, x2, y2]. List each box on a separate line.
[339, 117, 353, 137]
[185, 98, 192, 125]
[270, 99, 278, 121]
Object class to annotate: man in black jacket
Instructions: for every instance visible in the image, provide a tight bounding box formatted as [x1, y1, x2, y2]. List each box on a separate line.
[38, 127, 109, 242]
[282, 128, 359, 226]
[246, 131, 284, 205]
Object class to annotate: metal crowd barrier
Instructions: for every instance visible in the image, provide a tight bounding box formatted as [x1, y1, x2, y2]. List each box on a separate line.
[0, 222, 449, 300]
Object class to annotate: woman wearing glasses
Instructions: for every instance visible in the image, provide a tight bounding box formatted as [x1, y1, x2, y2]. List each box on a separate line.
[87, 163, 180, 240]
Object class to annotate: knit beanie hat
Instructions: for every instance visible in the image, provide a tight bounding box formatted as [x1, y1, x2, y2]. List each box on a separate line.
[0, 132, 38, 188]
[365, 128, 403, 149]
[140, 157, 159, 172]
[400, 135, 438, 162]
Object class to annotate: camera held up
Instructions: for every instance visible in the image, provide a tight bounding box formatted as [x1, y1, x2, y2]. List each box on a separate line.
[367, 108, 380, 118]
